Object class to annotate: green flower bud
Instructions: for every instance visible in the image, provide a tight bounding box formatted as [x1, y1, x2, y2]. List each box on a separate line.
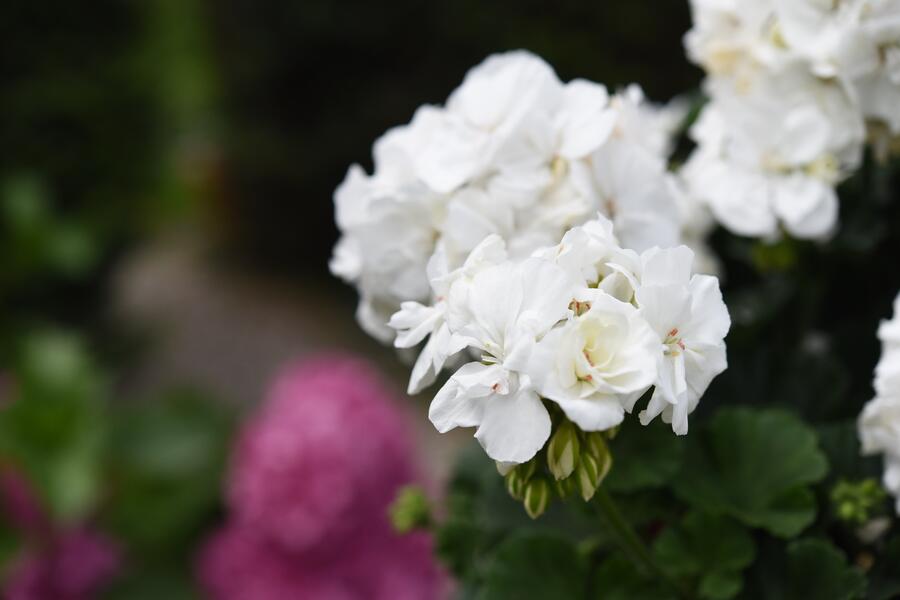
[831, 478, 888, 525]
[524, 477, 552, 519]
[519, 457, 537, 481]
[547, 420, 580, 480]
[584, 431, 613, 464]
[576, 452, 600, 501]
[553, 475, 575, 499]
[576, 446, 613, 502]
[506, 469, 527, 500]
[389, 485, 432, 533]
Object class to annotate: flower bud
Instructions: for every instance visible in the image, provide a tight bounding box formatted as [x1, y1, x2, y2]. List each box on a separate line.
[506, 469, 527, 500]
[576, 446, 612, 502]
[524, 478, 551, 519]
[389, 485, 432, 533]
[584, 431, 614, 463]
[553, 476, 575, 499]
[547, 421, 580, 481]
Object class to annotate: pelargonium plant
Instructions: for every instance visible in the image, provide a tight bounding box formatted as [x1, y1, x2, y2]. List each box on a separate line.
[333, 4, 900, 598]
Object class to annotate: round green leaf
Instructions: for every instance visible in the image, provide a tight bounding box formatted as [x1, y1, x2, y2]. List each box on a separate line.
[672, 408, 828, 537]
[478, 532, 587, 600]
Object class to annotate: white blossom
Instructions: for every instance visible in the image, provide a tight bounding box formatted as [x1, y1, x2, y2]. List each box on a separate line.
[428, 255, 575, 463]
[683, 0, 900, 240]
[332, 50, 686, 344]
[859, 293, 900, 513]
[634, 246, 731, 434]
[526, 291, 660, 432]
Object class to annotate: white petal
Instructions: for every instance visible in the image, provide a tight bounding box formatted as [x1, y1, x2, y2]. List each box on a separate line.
[474, 386, 551, 463]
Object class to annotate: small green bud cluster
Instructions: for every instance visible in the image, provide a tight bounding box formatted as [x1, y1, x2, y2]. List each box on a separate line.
[389, 484, 433, 533]
[503, 405, 614, 519]
[831, 478, 887, 526]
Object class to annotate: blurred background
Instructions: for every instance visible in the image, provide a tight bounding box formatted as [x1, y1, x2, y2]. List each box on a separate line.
[1, 0, 700, 401]
[0, 1, 740, 597]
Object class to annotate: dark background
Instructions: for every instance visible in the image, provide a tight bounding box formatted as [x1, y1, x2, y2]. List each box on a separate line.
[204, 0, 700, 277]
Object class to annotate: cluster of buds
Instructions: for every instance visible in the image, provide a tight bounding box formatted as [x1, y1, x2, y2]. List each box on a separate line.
[502, 403, 615, 519]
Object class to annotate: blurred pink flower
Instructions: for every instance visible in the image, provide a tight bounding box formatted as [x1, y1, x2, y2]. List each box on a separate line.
[0, 465, 47, 535]
[5, 528, 121, 600]
[201, 354, 445, 599]
[228, 355, 416, 555]
[198, 521, 442, 600]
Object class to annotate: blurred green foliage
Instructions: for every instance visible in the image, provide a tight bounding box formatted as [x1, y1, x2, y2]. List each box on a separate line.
[0, 330, 234, 597]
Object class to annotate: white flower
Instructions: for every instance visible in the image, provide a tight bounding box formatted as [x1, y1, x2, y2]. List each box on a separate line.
[683, 62, 864, 239]
[415, 51, 564, 194]
[634, 246, 731, 434]
[581, 138, 682, 251]
[533, 214, 640, 302]
[330, 161, 440, 341]
[859, 292, 900, 513]
[860, 395, 900, 513]
[389, 235, 507, 394]
[527, 291, 660, 432]
[429, 257, 576, 463]
[683, 0, 900, 240]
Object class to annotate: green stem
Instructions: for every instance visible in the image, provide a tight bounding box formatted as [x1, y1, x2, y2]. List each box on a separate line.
[594, 487, 691, 599]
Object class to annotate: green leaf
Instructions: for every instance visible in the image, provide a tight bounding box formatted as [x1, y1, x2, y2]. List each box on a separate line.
[0, 332, 107, 522]
[785, 539, 866, 600]
[654, 511, 755, 600]
[673, 407, 828, 537]
[606, 419, 685, 493]
[740, 538, 866, 600]
[699, 571, 743, 600]
[867, 536, 900, 600]
[102, 567, 198, 600]
[590, 555, 676, 600]
[102, 389, 232, 560]
[478, 532, 587, 600]
[434, 444, 597, 584]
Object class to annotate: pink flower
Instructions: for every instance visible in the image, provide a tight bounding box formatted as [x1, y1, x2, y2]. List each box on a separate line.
[198, 520, 443, 600]
[5, 528, 121, 600]
[227, 356, 416, 555]
[201, 354, 446, 599]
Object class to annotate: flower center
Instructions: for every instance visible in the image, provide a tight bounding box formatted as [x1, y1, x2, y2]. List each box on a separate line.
[664, 327, 686, 356]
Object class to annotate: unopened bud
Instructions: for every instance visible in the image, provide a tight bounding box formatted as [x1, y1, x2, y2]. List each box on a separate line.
[584, 431, 611, 462]
[389, 485, 431, 533]
[506, 469, 527, 500]
[524, 478, 551, 519]
[519, 457, 537, 481]
[553, 476, 575, 499]
[547, 421, 580, 481]
[576, 447, 612, 502]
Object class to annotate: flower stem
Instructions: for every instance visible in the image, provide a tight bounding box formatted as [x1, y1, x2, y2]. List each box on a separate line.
[594, 487, 691, 599]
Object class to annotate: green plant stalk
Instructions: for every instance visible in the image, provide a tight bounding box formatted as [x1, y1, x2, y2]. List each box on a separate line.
[594, 487, 691, 600]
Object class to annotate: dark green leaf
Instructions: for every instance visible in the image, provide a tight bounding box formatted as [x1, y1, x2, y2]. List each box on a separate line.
[478, 532, 587, 600]
[673, 408, 828, 537]
[865, 536, 900, 600]
[590, 555, 676, 600]
[102, 389, 232, 559]
[785, 539, 866, 600]
[606, 419, 685, 493]
[654, 511, 755, 599]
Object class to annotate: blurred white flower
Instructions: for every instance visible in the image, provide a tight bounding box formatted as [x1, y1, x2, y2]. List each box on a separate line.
[683, 0, 899, 240]
[859, 293, 900, 513]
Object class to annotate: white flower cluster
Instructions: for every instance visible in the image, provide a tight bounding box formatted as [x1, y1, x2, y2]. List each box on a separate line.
[392, 215, 730, 464]
[859, 292, 900, 513]
[683, 0, 900, 240]
[330, 51, 693, 344]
